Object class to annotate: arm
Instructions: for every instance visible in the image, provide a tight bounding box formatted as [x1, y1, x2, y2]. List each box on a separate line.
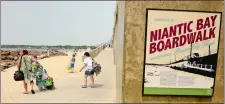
[79, 64, 87, 72]
[31, 56, 37, 62]
[44, 69, 49, 77]
[16, 58, 21, 69]
[70, 58, 73, 63]
[80, 58, 87, 72]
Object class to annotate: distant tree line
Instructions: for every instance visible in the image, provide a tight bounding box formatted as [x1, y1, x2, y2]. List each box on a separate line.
[1, 45, 96, 50]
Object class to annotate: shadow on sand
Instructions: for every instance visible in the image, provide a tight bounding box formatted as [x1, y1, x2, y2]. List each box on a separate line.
[89, 84, 104, 88]
[34, 88, 57, 94]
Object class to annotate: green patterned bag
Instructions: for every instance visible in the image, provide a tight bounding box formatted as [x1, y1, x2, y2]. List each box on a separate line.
[45, 79, 53, 86]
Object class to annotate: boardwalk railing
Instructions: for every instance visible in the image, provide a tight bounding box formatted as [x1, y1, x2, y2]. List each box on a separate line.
[90, 45, 105, 58]
[185, 63, 215, 72]
[82, 44, 106, 61]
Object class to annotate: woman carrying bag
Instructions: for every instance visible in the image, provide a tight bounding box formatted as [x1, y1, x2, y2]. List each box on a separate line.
[16, 50, 37, 94]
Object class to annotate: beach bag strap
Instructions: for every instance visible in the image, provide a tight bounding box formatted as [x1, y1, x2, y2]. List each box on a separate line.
[91, 58, 95, 66]
[14, 56, 24, 81]
[23, 56, 30, 71]
[18, 56, 23, 71]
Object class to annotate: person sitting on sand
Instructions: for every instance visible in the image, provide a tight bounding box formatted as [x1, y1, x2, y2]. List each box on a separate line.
[17, 50, 37, 94]
[69, 53, 76, 73]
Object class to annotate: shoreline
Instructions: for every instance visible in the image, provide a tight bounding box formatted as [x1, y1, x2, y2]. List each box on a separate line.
[1, 49, 68, 70]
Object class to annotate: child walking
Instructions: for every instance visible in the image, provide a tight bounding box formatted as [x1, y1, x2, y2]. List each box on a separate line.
[79, 52, 95, 88]
[69, 53, 76, 73]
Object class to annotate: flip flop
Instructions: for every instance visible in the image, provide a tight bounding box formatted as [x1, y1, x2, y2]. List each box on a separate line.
[23, 92, 29, 94]
[31, 90, 35, 94]
[82, 85, 87, 88]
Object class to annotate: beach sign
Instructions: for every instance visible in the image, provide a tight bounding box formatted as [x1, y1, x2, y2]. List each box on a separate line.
[142, 9, 222, 96]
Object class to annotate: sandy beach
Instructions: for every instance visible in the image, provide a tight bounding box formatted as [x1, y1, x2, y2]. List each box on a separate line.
[1, 50, 67, 70]
[1, 48, 116, 103]
[1, 51, 79, 103]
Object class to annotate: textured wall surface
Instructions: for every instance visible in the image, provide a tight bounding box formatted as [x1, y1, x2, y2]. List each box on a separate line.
[113, 1, 126, 103]
[122, 1, 224, 103]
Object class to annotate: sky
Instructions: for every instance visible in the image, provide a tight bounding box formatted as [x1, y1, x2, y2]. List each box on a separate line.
[1, 1, 116, 46]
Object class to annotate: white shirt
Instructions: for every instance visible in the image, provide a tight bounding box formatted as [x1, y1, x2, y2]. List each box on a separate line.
[83, 57, 93, 70]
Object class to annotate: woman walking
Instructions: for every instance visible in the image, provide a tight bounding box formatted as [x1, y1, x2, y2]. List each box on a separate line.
[79, 52, 95, 88]
[17, 50, 37, 94]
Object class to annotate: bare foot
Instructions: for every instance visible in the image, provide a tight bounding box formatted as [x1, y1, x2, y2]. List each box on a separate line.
[69, 71, 74, 73]
[90, 85, 95, 88]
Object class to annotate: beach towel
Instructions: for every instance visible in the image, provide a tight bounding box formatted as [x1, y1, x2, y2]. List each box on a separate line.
[42, 69, 48, 80]
[32, 62, 48, 90]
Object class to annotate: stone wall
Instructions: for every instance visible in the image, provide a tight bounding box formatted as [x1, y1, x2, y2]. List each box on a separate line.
[115, 1, 224, 103]
[113, 1, 125, 103]
[82, 45, 105, 61]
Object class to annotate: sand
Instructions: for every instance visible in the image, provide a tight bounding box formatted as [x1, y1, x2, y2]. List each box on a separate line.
[1, 48, 116, 103]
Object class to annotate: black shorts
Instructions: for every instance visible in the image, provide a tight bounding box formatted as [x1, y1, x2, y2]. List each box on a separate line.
[85, 70, 95, 76]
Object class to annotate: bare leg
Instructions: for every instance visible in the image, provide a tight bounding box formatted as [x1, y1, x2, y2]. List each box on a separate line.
[82, 75, 88, 88]
[84, 76, 87, 85]
[30, 81, 34, 90]
[70, 68, 74, 73]
[30, 81, 35, 94]
[23, 81, 28, 94]
[90, 75, 94, 87]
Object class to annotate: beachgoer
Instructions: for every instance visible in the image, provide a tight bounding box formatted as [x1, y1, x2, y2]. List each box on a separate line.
[79, 52, 95, 88]
[103, 44, 105, 49]
[16, 50, 37, 94]
[32, 56, 47, 91]
[69, 54, 76, 73]
[32, 56, 55, 91]
[16, 53, 20, 61]
[47, 49, 50, 57]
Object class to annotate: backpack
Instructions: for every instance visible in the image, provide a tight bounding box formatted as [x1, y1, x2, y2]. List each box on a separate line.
[92, 59, 101, 76]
